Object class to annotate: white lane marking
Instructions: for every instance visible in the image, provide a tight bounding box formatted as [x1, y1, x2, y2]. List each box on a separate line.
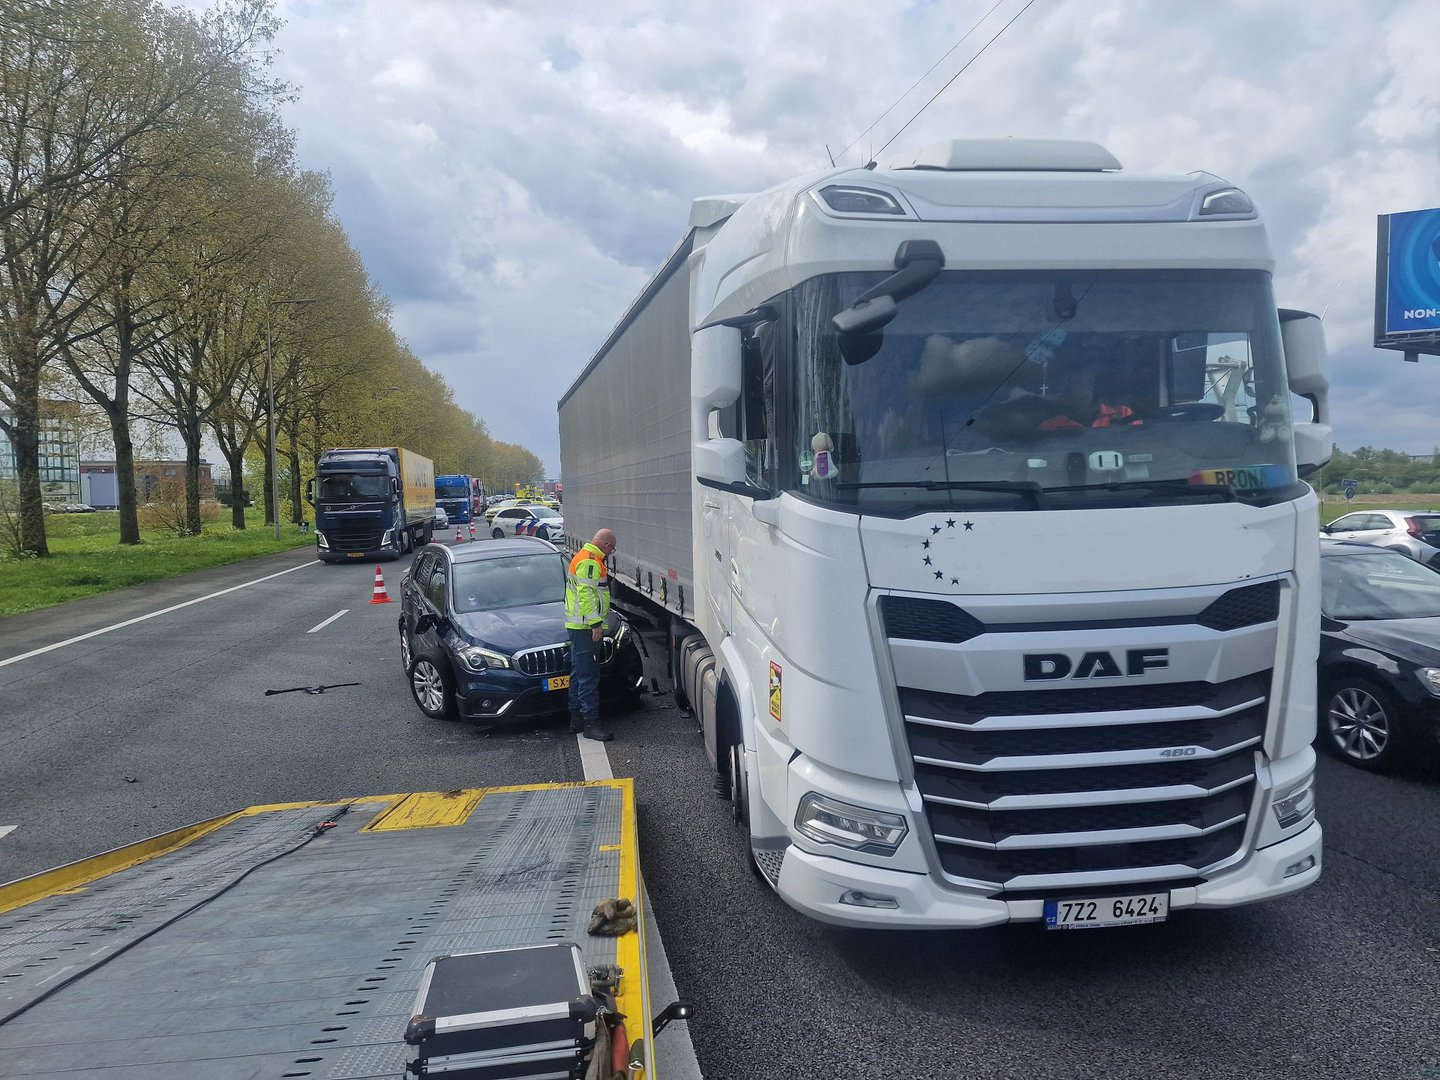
[577, 734, 613, 780]
[307, 609, 349, 633]
[0, 825, 15, 841]
[0, 561, 316, 668]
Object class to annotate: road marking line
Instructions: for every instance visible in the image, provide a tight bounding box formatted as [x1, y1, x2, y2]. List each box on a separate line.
[577, 735, 613, 780]
[0, 826, 15, 841]
[0, 561, 316, 668]
[307, 609, 349, 633]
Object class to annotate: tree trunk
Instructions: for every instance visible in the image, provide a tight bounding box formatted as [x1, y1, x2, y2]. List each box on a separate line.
[224, 448, 247, 529]
[181, 416, 203, 536]
[110, 412, 141, 545]
[7, 325, 50, 557]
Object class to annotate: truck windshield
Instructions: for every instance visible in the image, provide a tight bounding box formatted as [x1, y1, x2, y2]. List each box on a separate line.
[318, 473, 389, 499]
[436, 482, 470, 498]
[789, 269, 1298, 512]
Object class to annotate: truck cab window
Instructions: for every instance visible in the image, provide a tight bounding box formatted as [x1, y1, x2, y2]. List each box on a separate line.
[740, 320, 778, 490]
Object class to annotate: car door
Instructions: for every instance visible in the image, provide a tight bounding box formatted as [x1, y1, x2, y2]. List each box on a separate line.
[413, 559, 451, 661]
[1326, 513, 1373, 542]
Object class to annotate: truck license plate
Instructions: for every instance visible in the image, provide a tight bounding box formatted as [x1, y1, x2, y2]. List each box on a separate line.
[546, 676, 571, 691]
[1044, 893, 1168, 930]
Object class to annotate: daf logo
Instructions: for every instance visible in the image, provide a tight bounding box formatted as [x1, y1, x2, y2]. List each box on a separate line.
[1023, 649, 1169, 681]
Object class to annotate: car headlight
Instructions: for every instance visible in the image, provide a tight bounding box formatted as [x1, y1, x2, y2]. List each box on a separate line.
[456, 645, 512, 673]
[795, 792, 908, 855]
[1417, 668, 1440, 697]
[1272, 775, 1316, 830]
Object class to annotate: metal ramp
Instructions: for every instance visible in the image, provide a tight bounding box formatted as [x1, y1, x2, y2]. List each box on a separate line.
[0, 782, 649, 1079]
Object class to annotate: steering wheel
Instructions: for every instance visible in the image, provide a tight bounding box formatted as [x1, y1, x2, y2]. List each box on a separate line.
[1144, 402, 1225, 423]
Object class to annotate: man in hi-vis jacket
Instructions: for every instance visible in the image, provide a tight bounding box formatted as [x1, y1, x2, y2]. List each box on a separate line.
[565, 528, 617, 741]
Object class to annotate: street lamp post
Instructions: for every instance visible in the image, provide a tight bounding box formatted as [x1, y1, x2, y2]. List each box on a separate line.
[266, 298, 316, 540]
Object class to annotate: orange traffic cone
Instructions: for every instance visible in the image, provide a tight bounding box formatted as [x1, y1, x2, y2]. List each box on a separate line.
[369, 565, 392, 604]
[468, 522, 476, 541]
[455, 525, 463, 544]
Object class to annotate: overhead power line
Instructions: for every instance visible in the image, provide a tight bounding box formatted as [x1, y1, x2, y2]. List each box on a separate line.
[862, 0, 1041, 166]
[836, 0, 1009, 164]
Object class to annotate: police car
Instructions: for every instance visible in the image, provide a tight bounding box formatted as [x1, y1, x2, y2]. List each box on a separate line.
[489, 504, 565, 545]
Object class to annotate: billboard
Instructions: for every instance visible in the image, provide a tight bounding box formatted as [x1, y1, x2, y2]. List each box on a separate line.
[1375, 207, 1440, 355]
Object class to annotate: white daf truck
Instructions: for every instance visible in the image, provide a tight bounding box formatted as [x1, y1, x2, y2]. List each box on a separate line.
[558, 139, 1330, 929]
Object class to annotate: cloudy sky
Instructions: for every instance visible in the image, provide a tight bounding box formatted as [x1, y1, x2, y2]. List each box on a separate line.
[260, 0, 1438, 475]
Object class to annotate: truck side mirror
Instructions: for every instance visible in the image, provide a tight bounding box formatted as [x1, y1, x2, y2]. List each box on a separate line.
[305, 479, 314, 505]
[1280, 310, 1332, 475]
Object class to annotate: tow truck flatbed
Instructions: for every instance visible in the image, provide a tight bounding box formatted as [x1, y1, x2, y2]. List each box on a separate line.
[0, 781, 652, 1079]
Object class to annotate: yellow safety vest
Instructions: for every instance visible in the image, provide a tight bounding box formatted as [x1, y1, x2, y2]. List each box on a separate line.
[565, 543, 610, 629]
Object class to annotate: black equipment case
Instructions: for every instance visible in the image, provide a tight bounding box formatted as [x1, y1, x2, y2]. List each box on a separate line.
[404, 942, 598, 1079]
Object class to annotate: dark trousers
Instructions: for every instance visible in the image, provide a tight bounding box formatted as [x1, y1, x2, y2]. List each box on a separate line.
[567, 627, 599, 722]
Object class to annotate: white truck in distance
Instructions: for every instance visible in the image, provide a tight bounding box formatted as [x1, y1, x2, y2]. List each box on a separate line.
[559, 139, 1330, 929]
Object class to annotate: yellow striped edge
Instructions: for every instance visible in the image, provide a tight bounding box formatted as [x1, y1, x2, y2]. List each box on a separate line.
[0, 796, 400, 916]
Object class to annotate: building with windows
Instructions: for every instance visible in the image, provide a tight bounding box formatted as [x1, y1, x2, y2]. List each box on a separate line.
[80, 461, 214, 508]
[0, 411, 81, 503]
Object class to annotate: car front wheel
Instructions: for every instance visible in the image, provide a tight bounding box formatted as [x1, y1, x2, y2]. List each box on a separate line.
[409, 656, 458, 720]
[492, 526, 505, 540]
[399, 622, 413, 673]
[1321, 674, 1405, 769]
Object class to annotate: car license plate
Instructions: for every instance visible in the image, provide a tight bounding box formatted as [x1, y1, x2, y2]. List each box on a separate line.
[1043, 892, 1168, 930]
[546, 675, 571, 691]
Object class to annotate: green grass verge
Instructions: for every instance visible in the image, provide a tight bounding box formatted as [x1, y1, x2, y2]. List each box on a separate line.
[0, 512, 314, 617]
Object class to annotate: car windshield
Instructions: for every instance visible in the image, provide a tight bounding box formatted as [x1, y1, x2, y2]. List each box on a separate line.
[529, 507, 562, 519]
[452, 553, 564, 613]
[1321, 550, 1440, 620]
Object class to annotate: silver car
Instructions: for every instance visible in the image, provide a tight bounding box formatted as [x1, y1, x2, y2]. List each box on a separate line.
[1321, 509, 1440, 566]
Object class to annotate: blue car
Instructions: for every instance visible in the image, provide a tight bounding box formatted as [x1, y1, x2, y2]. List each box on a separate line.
[398, 537, 643, 724]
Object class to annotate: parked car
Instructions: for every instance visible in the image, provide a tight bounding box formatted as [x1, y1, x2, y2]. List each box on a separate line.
[433, 505, 449, 530]
[489, 505, 565, 545]
[1317, 538, 1440, 769]
[1320, 509, 1440, 566]
[397, 537, 644, 724]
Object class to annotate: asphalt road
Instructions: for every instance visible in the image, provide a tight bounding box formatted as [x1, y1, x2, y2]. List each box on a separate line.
[2, 548, 1438, 1079]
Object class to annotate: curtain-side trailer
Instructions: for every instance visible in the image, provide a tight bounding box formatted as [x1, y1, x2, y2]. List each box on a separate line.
[558, 139, 1331, 930]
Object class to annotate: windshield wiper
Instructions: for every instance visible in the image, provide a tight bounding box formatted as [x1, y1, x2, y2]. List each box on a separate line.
[1045, 479, 1239, 502]
[837, 479, 1044, 508]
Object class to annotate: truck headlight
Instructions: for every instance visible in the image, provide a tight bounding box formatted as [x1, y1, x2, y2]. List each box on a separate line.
[380, 529, 394, 546]
[316, 531, 329, 549]
[1272, 775, 1316, 830]
[795, 792, 907, 855]
[456, 645, 512, 673]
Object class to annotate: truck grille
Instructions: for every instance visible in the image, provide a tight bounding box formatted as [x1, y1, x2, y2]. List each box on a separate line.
[884, 585, 1280, 891]
[324, 515, 385, 553]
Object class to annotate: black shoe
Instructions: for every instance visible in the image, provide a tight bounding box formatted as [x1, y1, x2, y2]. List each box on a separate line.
[583, 723, 613, 742]
[568, 715, 584, 734]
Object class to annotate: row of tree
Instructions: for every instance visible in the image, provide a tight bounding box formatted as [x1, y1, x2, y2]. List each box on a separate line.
[0, 0, 543, 557]
[1311, 447, 1440, 495]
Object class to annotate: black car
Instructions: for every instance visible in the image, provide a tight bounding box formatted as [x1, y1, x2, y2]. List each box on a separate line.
[398, 537, 644, 724]
[1318, 539, 1440, 769]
